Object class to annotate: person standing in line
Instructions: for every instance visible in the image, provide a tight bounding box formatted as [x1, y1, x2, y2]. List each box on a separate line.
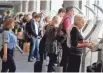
[25, 14, 37, 62]
[17, 14, 24, 50]
[59, 6, 74, 72]
[56, 8, 66, 27]
[1, 18, 23, 72]
[43, 16, 51, 34]
[6, 11, 10, 17]
[55, 8, 66, 60]
[67, 14, 92, 72]
[32, 14, 41, 61]
[2, 11, 7, 23]
[44, 16, 59, 72]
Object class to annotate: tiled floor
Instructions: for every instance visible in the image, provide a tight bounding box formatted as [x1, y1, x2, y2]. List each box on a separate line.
[0, 51, 35, 72]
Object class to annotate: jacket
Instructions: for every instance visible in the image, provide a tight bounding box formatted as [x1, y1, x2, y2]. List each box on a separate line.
[25, 19, 37, 38]
[45, 25, 58, 54]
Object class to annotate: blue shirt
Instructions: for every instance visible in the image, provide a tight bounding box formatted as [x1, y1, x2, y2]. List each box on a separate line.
[3, 29, 17, 49]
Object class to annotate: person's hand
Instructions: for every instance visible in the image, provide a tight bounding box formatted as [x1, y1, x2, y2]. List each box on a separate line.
[2, 55, 7, 62]
[21, 52, 25, 55]
[84, 40, 92, 43]
[86, 43, 93, 49]
[83, 40, 89, 43]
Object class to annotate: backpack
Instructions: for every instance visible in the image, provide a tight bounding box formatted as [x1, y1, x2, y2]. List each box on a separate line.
[57, 17, 69, 44]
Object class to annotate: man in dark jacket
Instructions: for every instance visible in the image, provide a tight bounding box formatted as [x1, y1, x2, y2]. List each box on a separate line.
[25, 14, 38, 62]
[32, 13, 41, 61]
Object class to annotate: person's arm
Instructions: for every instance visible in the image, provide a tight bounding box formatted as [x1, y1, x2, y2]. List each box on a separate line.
[3, 43, 7, 62]
[3, 31, 10, 62]
[78, 43, 88, 48]
[16, 44, 23, 54]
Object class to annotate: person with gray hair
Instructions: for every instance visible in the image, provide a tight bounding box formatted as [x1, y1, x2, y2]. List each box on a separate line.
[67, 14, 92, 72]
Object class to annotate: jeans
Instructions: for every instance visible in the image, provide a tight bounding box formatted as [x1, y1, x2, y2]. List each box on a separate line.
[34, 38, 40, 60]
[28, 37, 40, 61]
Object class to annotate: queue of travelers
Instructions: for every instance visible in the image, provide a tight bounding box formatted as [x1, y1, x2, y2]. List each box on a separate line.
[0, 6, 95, 72]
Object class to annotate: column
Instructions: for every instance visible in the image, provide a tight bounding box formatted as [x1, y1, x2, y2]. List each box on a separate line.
[40, 0, 51, 15]
[28, 0, 37, 12]
[19, 1, 22, 12]
[16, 1, 22, 12]
[14, 5, 19, 14]
[36, 0, 40, 13]
[40, 1, 51, 11]
[22, 1, 29, 13]
[63, 0, 80, 9]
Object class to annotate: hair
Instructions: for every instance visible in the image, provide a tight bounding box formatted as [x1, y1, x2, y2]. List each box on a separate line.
[26, 14, 32, 21]
[35, 14, 41, 19]
[74, 14, 86, 26]
[3, 18, 14, 29]
[66, 6, 74, 13]
[58, 8, 66, 13]
[26, 14, 31, 16]
[7, 11, 10, 14]
[52, 16, 59, 25]
[19, 14, 23, 19]
[45, 16, 51, 22]
[32, 12, 37, 18]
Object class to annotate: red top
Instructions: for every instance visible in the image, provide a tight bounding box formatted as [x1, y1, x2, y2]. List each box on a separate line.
[62, 15, 71, 31]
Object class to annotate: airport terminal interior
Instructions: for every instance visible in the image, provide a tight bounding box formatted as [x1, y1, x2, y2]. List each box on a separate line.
[0, 0, 103, 72]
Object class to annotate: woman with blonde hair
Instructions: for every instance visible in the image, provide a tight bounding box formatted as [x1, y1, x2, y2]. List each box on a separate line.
[44, 16, 59, 72]
[67, 14, 92, 72]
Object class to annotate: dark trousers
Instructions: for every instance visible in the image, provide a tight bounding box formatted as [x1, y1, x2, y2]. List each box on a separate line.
[67, 54, 81, 72]
[28, 37, 35, 61]
[48, 53, 57, 72]
[1, 49, 16, 72]
[18, 39, 24, 50]
[60, 42, 69, 72]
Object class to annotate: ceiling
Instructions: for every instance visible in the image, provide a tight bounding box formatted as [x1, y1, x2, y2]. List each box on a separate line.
[0, 1, 21, 6]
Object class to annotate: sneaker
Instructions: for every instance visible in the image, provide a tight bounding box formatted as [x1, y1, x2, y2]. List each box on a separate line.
[32, 57, 35, 59]
[28, 58, 33, 62]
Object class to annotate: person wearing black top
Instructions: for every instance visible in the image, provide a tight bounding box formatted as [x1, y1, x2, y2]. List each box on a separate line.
[67, 14, 92, 72]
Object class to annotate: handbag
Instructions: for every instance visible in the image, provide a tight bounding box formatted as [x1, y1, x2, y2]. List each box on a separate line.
[57, 17, 69, 44]
[23, 42, 30, 52]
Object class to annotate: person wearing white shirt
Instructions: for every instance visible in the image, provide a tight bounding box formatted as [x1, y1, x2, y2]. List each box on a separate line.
[32, 14, 41, 61]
